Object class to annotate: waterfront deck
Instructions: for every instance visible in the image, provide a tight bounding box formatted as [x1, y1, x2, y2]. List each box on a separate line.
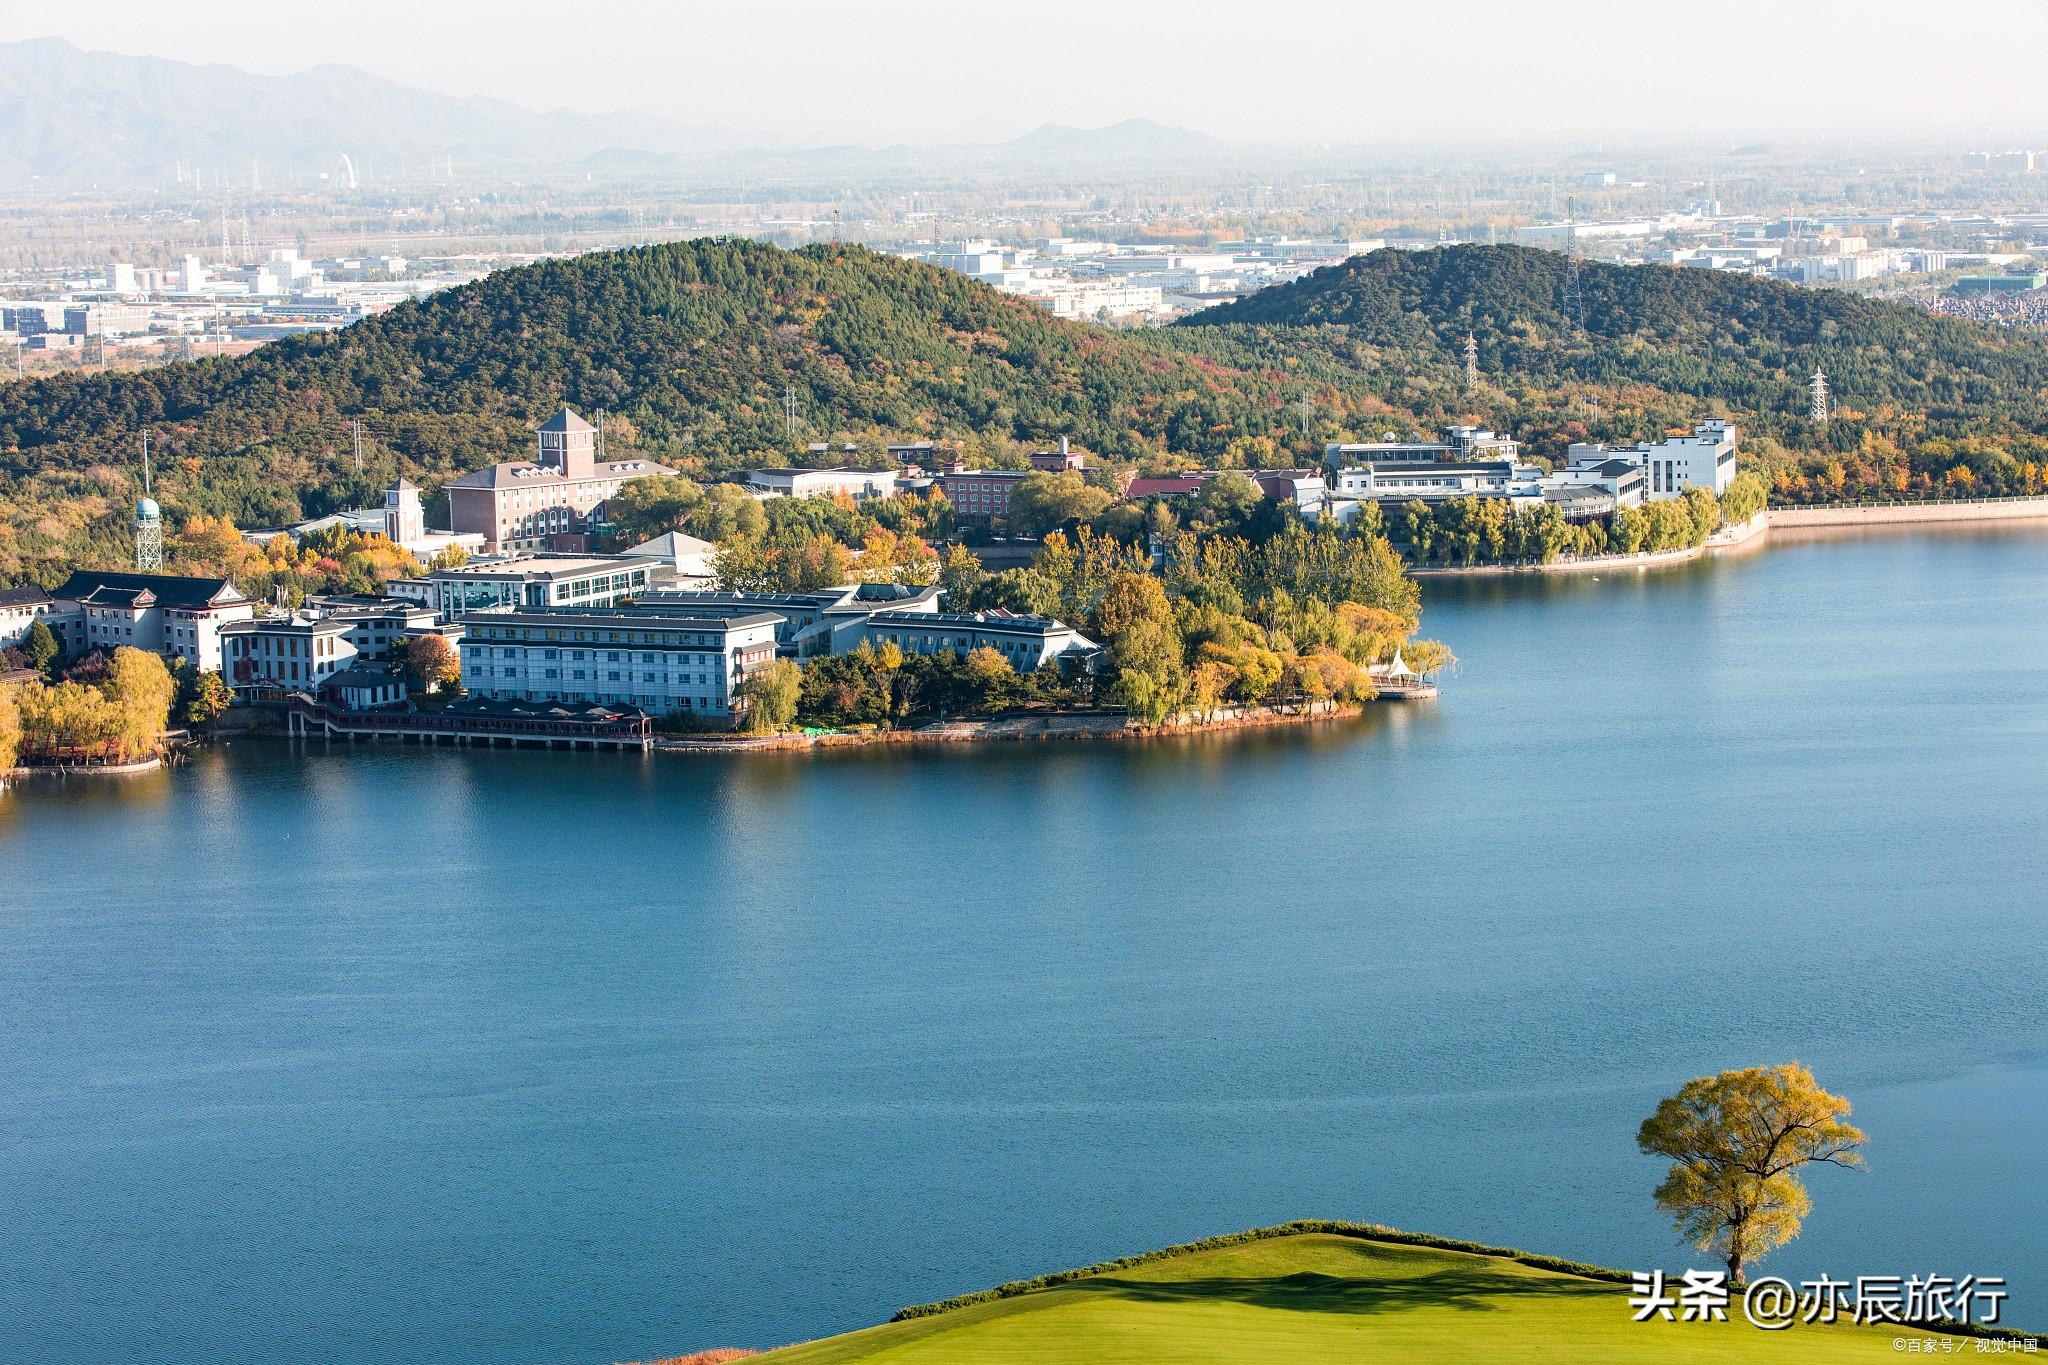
[285, 697, 653, 750]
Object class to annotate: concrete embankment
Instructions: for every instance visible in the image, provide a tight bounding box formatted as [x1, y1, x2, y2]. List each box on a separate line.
[1409, 510, 1770, 578]
[1767, 496, 2048, 528]
[1412, 497, 2048, 579]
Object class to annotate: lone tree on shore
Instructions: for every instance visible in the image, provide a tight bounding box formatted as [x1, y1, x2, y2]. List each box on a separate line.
[1637, 1062, 1865, 1283]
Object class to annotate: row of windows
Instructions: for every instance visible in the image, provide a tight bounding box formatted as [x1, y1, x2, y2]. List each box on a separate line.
[468, 645, 724, 663]
[471, 664, 721, 687]
[474, 628, 737, 646]
[479, 688, 729, 712]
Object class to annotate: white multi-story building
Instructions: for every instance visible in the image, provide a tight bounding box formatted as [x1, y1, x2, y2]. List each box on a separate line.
[744, 467, 900, 501]
[219, 616, 359, 699]
[1326, 426, 1521, 468]
[857, 609, 1099, 672]
[0, 586, 57, 649]
[1331, 460, 1531, 501]
[458, 608, 780, 719]
[49, 571, 255, 672]
[635, 583, 942, 658]
[1565, 420, 1738, 500]
[388, 554, 666, 620]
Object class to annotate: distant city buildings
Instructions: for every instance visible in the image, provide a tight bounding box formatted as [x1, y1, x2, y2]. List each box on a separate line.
[894, 235, 1387, 320]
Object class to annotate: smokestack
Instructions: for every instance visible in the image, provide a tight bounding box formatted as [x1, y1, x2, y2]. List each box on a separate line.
[1059, 435, 1069, 454]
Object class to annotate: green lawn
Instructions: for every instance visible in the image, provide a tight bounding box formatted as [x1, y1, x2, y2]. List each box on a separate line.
[754, 1230, 1927, 1363]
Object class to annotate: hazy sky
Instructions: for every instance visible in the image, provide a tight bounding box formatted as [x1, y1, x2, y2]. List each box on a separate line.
[6, 0, 2048, 147]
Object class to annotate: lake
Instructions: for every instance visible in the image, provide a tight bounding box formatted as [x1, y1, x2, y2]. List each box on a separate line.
[3, 524, 2046, 1363]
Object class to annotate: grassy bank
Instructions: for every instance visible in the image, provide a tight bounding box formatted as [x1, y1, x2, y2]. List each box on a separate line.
[744, 1222, 2019, 1363]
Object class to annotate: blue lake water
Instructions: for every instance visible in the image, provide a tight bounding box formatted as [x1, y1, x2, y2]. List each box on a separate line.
[3, 523, 2046, 1363]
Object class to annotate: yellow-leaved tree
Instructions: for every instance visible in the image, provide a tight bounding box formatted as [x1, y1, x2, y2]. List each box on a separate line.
[1636, 1062, 1865, 1283]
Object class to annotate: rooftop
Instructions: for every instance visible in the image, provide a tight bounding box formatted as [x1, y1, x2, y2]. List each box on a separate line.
[867, 609, 1077, 636]
[536, 407, 593, 434]
[427, 555, 647, 582]
[457, 608, 783, 631]
[54, 570, 245, 610]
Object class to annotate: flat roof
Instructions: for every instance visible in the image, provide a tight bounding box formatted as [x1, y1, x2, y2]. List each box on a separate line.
[430, 556, 648, 581]
[867, 610, 1073, 635]
[457, 609, 783, 630]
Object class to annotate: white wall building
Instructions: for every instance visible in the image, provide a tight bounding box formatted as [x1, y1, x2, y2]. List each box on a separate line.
[1566, 420, 1738, 500]
[458, 608, 780, 719]
[50, 571, 254, 672]
[387, 554, 666, 620]
[744, 467, 900, 501]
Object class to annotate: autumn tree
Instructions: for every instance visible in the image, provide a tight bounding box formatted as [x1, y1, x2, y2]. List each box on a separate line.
[737, 658, 801, 733]
[937, 543, 984, 606]
[1009, 471, 1113, 538]
[1636, 1063, 1866, 1283]
[101, 647, 177, 760]
[0, 683, 19, 769]
[404, 634, 461, 692]
[181, 670, 233, 727]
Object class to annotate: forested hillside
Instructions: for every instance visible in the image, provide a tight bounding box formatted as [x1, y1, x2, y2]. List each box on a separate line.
[0, 239, 1345, 582]
[5, 238, 2048, 586]
[1178, 243, 2048, 450]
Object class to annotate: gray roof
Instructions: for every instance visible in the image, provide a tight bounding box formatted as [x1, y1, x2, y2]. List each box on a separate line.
[0, 585, 52, 608]
[54, 570, 245, 610]
[537, 408, 593, 433]
[447, 456, 674, 490]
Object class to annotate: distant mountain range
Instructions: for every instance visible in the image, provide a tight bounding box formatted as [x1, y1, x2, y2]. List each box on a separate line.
[0, 36, 782, 185]
[0, 38, 1232, 185]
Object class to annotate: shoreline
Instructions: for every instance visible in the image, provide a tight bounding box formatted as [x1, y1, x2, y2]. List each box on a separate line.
[1, 754, 164, 782]
[654, 692, 1434, 755]
[1409, 495, 2048, 577]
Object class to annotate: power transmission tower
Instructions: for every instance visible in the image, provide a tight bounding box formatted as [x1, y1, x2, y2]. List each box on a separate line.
[596, 409, 606, 461]
[1299, 386, 1313, 438]
[1810, 367, 1831, 426]
[784, 385, 799, 439]
[352, 418, 364, 472]
[1561, 198, 1586, 334]
[1464, 333, 1479, 395]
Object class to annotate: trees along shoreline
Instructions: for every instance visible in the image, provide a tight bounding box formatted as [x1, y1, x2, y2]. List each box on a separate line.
[0, 646, 180, 769]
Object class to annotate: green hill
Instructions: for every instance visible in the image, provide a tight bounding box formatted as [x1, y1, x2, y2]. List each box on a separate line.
[1178, 243, 2048, 440]
[0, 239, 1333, 582]
[4, 239, 2047, 585]
[747, 1223, 2010, 1363]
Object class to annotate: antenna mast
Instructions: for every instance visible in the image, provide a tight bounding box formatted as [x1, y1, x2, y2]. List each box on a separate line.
[135, 431, 163, 572]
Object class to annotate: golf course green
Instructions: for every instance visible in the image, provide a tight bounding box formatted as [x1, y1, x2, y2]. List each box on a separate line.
[751, 1224, 1991, 1362]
